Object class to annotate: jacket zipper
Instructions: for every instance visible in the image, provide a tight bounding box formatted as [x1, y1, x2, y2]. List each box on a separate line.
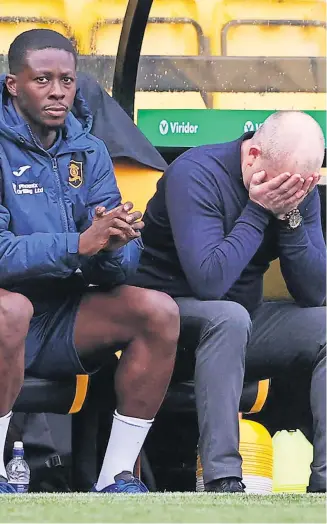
[25, 127, 69, 233]
[52, 156, 69, 232]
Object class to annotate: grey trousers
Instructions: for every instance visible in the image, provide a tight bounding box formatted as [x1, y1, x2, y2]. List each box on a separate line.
[174, 298, 326, 491]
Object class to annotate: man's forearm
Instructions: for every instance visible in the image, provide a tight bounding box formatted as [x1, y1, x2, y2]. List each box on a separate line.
[176, 200, 271, 300]
[278, 225, 326, 306]
[0, 230, 80, 285]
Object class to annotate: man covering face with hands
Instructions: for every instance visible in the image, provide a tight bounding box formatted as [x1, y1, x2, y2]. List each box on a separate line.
[132, 111, 326, 494]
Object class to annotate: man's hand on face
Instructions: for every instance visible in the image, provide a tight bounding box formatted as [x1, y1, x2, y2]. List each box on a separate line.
[79, 202, 144, 256]
[249, 170, 320, 217]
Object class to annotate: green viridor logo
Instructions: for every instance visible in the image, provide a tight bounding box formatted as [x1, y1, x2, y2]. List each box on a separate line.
[243, 121, 263, 132]
[159, 119, 199, 136]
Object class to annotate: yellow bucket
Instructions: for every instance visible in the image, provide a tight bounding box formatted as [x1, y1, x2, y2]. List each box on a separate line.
[272, 430, 313, 493]
[196, 420, 273, 494]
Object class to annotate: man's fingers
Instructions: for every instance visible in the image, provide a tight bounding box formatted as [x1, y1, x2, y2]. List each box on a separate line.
[106, 218, 142, 239]
[277, 174, 303, 193]
[108, 226, 140, 239]
[94, 203, 142, 224]
[123, 202, 134, 212]
[131, 221, 145, 231]
[266, 172, 291, 190]
[280, 187, 299, 200]
[278, 181, 304, 199]
[106, 226, 125, 237]
[130, 229, 141, 237]
[95, 206, 106, 217]
[109, 217, 136, 233]
[282, 190, 305, 208]
[302, 177, 313, 195]
[126, 211, 143, 224]
[97, 204, 125, 220]
[266, 175, 303, 202]
[250, 171, 266, 185]
[295, 189, 305, 199]
[309, 173, 321, 192]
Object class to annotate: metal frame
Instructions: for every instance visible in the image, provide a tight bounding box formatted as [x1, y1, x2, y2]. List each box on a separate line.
[221, 19, 327, 56]
[0, 16, 76, 48]
[112, 0, 153, 120]
[0, 53, 324, 93]
[83, 55, 325, 93]
[91, 17, 206, 55]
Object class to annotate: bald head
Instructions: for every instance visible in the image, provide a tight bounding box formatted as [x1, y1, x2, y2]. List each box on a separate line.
[252, 111, 325, 176]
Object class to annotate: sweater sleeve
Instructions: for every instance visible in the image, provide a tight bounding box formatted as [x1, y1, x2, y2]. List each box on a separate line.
[278, 188, 326, 307]
[165, 160, 271, 300]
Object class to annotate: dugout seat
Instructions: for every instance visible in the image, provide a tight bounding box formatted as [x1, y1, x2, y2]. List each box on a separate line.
[74, 0, 207, 115]
[210, 0, 326, 111]
[14, 375, 89, 415]
[163, 376, 270, 415]
[80, 0, 202, 56]
[135, 0, 207, 114]
[113, 159, 163, 214]
[263, 259, 291, 301]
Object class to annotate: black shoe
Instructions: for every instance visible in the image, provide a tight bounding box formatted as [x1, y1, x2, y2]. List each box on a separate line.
[306, 485, 326, 493]
[205, 477, 246, 493]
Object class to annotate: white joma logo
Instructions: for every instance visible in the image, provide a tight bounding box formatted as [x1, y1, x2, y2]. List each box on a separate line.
[13, 165, 31, 177]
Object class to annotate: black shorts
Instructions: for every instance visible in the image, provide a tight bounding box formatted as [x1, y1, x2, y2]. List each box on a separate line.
[25, 291, 87, 380]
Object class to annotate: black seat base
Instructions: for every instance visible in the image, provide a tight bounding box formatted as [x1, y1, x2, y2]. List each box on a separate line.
[162, 379, 269, 414]
[14, 376, 82, 414]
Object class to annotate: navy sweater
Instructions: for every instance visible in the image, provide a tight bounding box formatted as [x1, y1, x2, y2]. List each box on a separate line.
[133, 134, 326, 312]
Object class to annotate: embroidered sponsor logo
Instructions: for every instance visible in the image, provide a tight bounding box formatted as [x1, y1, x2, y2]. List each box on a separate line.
[12, 182, 44, 195]
[68, 160, 83, 188]
[13, 165, 31, 177]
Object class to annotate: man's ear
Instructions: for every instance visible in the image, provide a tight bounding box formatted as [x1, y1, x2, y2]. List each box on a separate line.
[247, 144, 261, 167]
[5, 74, 18, 97]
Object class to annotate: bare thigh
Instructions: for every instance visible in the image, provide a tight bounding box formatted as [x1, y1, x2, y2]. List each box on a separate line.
[74, 284, 178, 359]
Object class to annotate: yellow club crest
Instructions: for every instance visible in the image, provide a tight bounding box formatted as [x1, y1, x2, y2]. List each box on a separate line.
[68, 160, 83, 188]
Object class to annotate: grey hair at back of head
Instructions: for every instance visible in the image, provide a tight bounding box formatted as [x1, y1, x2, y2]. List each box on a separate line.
[253, 111, 325, 174]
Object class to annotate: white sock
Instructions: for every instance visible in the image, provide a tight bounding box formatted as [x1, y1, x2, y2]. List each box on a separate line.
[0, 412, 11, 479]
[96, 410, 153, 491]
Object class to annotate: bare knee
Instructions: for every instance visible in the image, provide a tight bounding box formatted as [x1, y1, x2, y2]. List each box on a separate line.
[0, 291, 33, 344]
[131, 289, 180, 351]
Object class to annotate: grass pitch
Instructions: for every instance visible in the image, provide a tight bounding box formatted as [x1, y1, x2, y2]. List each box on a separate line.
[0, 493, 325, 523]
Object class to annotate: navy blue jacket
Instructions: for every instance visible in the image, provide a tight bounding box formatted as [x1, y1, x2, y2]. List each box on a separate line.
[133, 135, 326, 312]
[0, 75, 141, 292]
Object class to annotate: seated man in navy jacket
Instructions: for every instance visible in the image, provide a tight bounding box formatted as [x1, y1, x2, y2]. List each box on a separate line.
[0, 29, 180, 494]
[132, 111, 326, 493]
